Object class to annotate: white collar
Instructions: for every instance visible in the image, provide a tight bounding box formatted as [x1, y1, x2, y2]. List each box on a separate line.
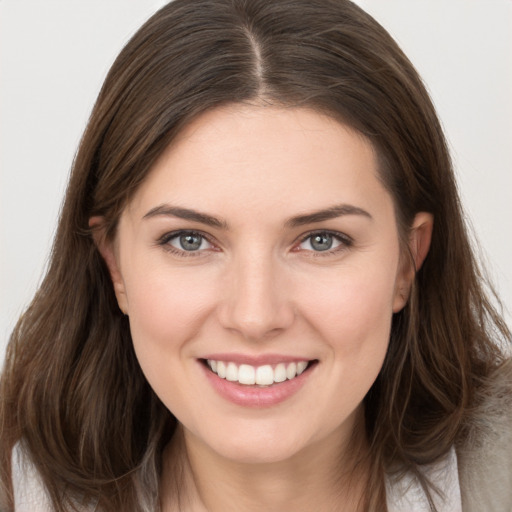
[386, 446, 462, 512]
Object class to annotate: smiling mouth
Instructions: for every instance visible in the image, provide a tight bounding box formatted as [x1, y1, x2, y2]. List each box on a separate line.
[202, 359, 317, 387]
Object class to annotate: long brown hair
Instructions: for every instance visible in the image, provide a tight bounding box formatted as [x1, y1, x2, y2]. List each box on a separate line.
[1, 1, 510, 511]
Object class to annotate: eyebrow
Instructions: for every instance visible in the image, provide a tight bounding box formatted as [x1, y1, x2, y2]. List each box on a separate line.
[143, 205, 229, 229]
[285, 204, 373, 227]
[142, 203, 372, 229]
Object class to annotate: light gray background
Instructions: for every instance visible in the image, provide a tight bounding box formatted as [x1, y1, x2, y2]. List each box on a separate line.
[1, 1, 511, 365]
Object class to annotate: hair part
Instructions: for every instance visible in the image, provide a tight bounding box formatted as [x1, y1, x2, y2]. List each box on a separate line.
[1, 1, 510, 511]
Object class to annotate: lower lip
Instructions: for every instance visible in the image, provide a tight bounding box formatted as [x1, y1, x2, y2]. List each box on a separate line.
[200, 361, 315, 408]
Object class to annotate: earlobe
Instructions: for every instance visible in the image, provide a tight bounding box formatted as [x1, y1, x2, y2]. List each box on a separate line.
[393, 212, 434, 312]
[89, 216, 129, 315]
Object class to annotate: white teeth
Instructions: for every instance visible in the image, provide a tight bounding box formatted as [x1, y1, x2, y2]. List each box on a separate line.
[206, 359, 310, 386]
[297, 361, 308, 375]
[226, 362, 238, 382]
[286, 362, 297, 380]
[274, 363, 287, 383]
[255, 365, 274, 385]
[238, 364, 255, 385]
[217, 361, 226, 378]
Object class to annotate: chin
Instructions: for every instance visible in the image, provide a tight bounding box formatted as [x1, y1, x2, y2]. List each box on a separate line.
[216, 439, 305, 465]
[195, 420, 312, 465]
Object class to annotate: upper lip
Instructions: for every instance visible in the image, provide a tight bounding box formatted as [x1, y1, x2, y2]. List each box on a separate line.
[201, 353, 315, 366]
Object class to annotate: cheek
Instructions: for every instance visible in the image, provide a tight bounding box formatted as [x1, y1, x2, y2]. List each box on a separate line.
[298, 260, 399, 351]
[122, 262, 217, 366]
[123, 266, 221, 418]
[295, 262, 398, 420]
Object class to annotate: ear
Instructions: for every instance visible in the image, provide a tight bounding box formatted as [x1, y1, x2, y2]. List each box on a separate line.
[408, 212, 434, 272]
[89, 216, 129, 315]
[393, 212, 433, 312]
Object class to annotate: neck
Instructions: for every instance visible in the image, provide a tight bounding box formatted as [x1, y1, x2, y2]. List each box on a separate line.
[160, 410, 370, 512]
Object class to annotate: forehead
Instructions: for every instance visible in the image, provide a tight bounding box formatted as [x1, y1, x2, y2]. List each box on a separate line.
[127, 105, 391, 222]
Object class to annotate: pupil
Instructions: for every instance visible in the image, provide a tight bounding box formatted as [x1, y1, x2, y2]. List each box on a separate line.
[180, 234, 202, 251]
[311, 233, 332, 251]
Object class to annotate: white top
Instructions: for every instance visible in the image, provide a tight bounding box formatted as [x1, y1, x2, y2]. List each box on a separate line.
[12, 445, 53, 512]
[385, 447, 462, 512]
[12, 444, 462, 511]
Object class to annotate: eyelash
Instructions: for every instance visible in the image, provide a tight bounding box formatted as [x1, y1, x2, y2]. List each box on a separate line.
[156, 229, 353, 257]
[156, 230, 217, 257]
[296, 230, 353, 256]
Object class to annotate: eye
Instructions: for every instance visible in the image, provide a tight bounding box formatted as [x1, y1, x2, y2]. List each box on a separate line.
[159, 231, 214, 254]
[297, 231, 351, 253]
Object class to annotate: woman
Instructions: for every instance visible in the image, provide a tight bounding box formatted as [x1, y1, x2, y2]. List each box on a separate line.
[1, 0, 511, 511]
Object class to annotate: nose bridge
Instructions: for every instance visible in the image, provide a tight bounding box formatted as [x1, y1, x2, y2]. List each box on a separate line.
[219, 246, 294, 340]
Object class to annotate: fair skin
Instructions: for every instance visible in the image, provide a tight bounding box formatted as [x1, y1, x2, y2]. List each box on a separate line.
[93, 105, 432, 511]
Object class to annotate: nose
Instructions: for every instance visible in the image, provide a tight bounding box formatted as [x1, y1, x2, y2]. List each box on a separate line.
[217, 252, 295, 341]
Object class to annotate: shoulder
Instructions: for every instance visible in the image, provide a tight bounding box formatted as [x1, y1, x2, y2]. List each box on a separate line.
[457, 358, 512, 511]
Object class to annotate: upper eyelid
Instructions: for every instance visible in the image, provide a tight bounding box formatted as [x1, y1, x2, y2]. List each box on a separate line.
[297, 229, 352, 244]
[159, 229, 215, 243]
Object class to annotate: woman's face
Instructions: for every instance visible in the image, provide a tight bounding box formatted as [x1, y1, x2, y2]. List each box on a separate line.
[102, 105, 424, 464]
